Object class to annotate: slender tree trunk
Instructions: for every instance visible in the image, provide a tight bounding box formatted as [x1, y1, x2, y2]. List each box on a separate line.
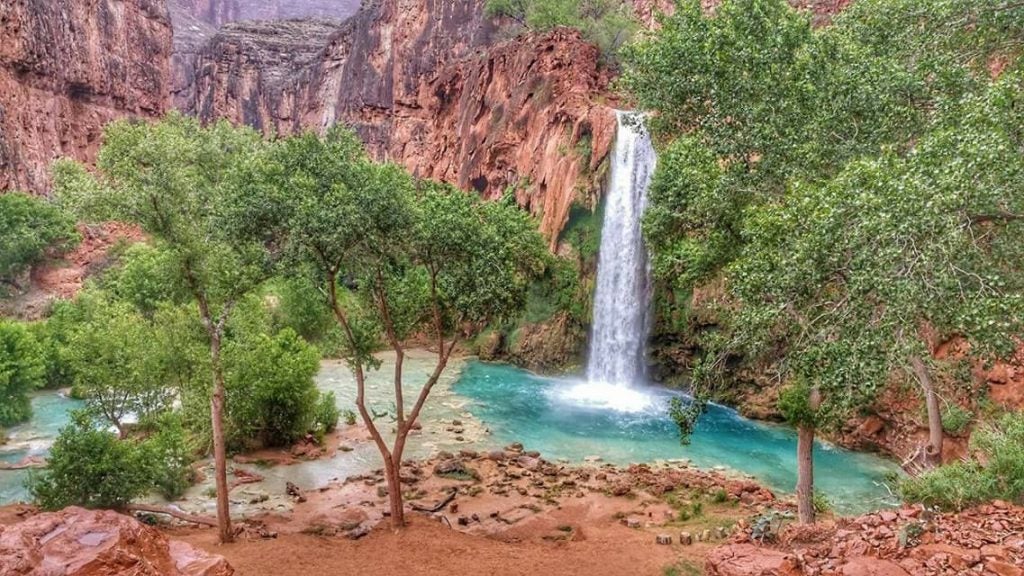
[796, 424, 815, 524]
[910, 355, 943, 467]
[209, 330, 233, 543]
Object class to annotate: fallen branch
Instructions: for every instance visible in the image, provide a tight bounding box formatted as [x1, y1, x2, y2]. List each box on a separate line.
[126, 504, 217, 527]
[410, 489, 457, 513]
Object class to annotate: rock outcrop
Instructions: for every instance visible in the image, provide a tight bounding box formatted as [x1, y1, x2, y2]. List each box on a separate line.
[0, 0, 173, 194]
[0, 506, 233, 575]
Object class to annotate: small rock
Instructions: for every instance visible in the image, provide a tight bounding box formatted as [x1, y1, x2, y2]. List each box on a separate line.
[679, 531, 693, 545]
[655, 534, 672, 545]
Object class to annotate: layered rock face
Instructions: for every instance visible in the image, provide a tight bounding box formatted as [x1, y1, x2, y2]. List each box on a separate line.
[0, 0, 173, 194]
[182, 0, 616, 243]
[0, 507, 233, 575]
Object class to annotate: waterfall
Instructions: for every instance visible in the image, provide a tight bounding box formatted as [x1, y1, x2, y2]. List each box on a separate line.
[586, 111, 656, 386]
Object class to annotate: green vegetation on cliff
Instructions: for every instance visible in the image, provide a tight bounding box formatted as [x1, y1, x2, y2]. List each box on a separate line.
[486, 0, 639, 64]
[0, 192, 78, 294]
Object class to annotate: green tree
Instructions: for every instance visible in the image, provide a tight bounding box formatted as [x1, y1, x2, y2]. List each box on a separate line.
[0, 321, 46, 427]
[56, 113, 279, 543]
[0, 192, 79, 293]
[729, 72, 1024, 521]
[62, 295, 173, 437]
[259, 127, 547, 529]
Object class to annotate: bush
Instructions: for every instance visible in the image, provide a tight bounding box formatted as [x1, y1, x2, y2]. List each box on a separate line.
[0, 321, 46, 426]
[313, 391, 340, 435]
[341, 408, 357, 426]
[29, 412, 154, 510]
[900, 412, 1024, 510]
[225, 328, 321, 448]
[140, 413, 195, 501]
[941, 404, 973, 435]
[0, 193, 78, 291]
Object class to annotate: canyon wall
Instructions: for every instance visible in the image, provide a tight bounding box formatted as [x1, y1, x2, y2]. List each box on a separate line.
[181, 0, 617, 244]
[0, 0, 173, 194]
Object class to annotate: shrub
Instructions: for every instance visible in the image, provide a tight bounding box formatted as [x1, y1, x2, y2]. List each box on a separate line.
[341, 408, 357, 426]
[900, 412, 1024, 510]
[225, 328, 321, 448]
[0, 321, 46, 426]
[941, 404, 973, 435]
[0, 193, 78, 291]
[313, 391, 340, 435]
[812, 490, 832, 514]
[140, 413, 195, 501]
[29, 412, 154, 510]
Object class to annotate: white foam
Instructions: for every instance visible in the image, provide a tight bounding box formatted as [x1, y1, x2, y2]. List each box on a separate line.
[549, 380, 658, 414]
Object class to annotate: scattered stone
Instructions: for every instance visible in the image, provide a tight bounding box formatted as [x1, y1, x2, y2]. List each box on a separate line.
[433, 458, 476, 480]
[655, 534, 672, 545]
[680, 531, 693, 545]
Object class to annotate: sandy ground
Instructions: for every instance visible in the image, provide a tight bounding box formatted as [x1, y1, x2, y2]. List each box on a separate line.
[174, 513, 696, 576]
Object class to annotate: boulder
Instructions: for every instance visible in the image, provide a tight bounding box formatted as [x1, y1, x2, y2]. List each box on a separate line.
[0, 507, 233, 575]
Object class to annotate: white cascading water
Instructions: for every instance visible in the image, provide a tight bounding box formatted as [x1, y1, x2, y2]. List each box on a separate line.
[554, 111, 657, 413]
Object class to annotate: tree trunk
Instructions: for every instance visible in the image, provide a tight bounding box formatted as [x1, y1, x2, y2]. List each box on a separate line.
[384, 455, 404, 527]
[796, 423, 815, 524]
[209, 331, 233, 543]
[910, 355, 943, 467]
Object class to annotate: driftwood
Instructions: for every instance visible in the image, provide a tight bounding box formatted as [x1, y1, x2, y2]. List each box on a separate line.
[126, 504, 217, 527]
[410, 489, 457, 513]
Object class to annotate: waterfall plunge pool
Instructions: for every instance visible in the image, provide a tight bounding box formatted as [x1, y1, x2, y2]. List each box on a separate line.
[0, 354, 901, 515]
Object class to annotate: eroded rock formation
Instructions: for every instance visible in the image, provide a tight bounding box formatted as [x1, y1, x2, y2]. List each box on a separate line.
[0, 0, 173, 193]
[0, 507, 233, 575]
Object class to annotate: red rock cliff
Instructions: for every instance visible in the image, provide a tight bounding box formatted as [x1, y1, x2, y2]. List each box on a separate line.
[181, 0, 617, 244]
[0, 0, 173, 194]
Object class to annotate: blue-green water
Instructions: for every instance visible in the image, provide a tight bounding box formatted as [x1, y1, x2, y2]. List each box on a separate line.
[0, 358, 901, 515]
[454, 361, 900, 514]
[0, 393, 83, 503]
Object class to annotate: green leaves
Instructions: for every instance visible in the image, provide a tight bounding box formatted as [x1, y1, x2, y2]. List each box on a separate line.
[55, 113, 276, 314]
[486, 0, 639, 64]
[62, 294, 174, 431]
[0, 321, 46, 426]
[0, 192, 79, 290]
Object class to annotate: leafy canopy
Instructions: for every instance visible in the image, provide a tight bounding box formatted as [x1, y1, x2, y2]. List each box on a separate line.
[0, 192, 79, 290]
